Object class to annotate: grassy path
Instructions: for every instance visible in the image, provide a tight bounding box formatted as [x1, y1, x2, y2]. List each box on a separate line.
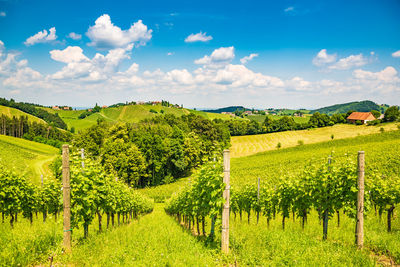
[57, 204, 222, 266]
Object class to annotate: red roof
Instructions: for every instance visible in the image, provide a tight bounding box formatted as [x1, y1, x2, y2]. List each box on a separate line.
[347, 112, 376, 121]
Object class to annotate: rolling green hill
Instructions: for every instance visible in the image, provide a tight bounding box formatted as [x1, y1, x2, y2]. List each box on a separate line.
[311, 100, 386, 115]
[0, 135, 59, 183]
[43, 104, 239, 131]
[0, 105, 46, 124]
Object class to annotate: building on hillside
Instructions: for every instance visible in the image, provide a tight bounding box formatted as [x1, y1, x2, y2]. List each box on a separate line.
[244, 110, 252, 115]
[347, 112, 376, 124]
[63, 106, 70, 110]
[52, 106, 59, 110]
[102, 105, 108, 108]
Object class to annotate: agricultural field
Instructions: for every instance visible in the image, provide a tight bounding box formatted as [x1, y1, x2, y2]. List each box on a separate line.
[0, 135, 59, 183]
[42, 104, 237, 131]
[230, 122, 399, 158]
[0, 105, 45, 124]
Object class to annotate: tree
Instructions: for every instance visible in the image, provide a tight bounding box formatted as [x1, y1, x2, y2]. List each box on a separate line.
[370, 110, 381, 119]
[383, 106, 399, 122]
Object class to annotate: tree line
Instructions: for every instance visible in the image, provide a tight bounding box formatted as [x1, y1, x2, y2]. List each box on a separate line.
[221, 106, 399, 136]
[0, 114, 72, 148]
[0, 98, 67, 129]
[73, 114, 230, 188]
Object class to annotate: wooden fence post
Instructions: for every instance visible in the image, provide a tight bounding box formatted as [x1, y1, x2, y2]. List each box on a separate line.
[62, 144, 72, 252]
[355, 151, 365, 249]
[221, 149, 230, 254]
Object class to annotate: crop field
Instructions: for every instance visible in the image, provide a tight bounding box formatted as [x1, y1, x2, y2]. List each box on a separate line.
[0, 135, 58, 183]
[230, 122, 399, 158]
[42, 105, 236, 131]
[0, 105, 45, 123]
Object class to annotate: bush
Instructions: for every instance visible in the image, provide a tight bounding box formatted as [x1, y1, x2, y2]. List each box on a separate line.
[150, 109, 158, 114]
[355, 120, 363, 125]
[297, 140, 304, 146]
[276, 142, 282, 149]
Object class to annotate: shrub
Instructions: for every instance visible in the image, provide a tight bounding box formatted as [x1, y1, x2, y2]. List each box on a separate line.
[276, 142, 282, 149]
[150, 109, 158, 114]
[297, 140, 304, 146]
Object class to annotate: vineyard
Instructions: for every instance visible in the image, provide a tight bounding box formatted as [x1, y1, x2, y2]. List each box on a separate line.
[164, 130, 400, 264]
[1, 128, 399, 265]
[0, 147, 153, 266]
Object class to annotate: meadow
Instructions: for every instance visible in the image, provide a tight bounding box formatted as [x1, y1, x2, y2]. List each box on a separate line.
[230, 122, 399, 157]
[0, 135, 58, 183]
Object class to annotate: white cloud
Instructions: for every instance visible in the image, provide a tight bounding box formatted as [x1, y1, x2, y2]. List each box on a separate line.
[86, 14, 152, 49]
[353, 66, 399, 83]
[240, 53, 258, 64]
[50, 45, 133, 81]
[0, 11, 6, 17]
[185, 32, 213, 43]
[312, 49, 337, 66]
[285, 76, 312, 91]
[167, 52, 174, 56]
[392, 50, 400, 58]
[24, 27, 57, 46]
[50, 46, 89, 63]
[195, 46, 235, 68]
[328, 54, 367, 70]
[68, 32, 82, 40]
[284, 6, 294, 12]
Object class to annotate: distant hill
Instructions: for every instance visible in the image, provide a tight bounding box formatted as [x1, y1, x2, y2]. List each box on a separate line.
[43, 104, 240, 131]
[311, 100, 386, 115]
[202, 106, 246, 113]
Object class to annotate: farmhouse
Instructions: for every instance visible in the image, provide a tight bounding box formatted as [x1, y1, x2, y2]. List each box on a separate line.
[346, 112, 376, 124]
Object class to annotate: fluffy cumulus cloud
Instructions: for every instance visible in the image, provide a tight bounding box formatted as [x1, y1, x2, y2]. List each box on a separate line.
[0, 11, 6, 17]
[50, 45, 133, 81]
[392, 50, 400, 58]
[195, 47, 235, 68]
[184, 32, 213, 43]
[312, 49, 336, 66]
[240, 53, 258, 64]
[68, 32, 82, 40]
[50, 46, 89, 63]
[328, 54, 367, 70]
[86, 14, 152, 49]
[24, 27, 57, 46]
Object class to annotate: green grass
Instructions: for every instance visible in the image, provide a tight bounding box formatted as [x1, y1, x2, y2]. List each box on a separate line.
[54, 204, 223, 266]
[0, 214, 62, 267]
[230, 122, 399, 158]
[0, 105, 46, 124]
[0, 135, 59, 183]
[42, 104, 237, 131]
[138, 177, 190, 203]
[229, 209, 398, 266]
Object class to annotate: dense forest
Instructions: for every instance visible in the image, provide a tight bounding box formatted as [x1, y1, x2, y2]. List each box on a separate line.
[73, 114, 230, 187]
[0, 98, 67, 129]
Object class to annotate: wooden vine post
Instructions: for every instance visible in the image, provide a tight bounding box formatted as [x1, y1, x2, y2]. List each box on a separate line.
[62, 144, 72, 252]
[355, 151, 365, 249]
[221, 149, 230, 254]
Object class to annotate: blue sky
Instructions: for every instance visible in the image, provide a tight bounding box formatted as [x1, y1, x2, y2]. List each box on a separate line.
[0, 0, 399, 109]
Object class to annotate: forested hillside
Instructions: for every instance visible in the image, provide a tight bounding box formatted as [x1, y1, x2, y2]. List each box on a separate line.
[311, 100, 387, 115]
